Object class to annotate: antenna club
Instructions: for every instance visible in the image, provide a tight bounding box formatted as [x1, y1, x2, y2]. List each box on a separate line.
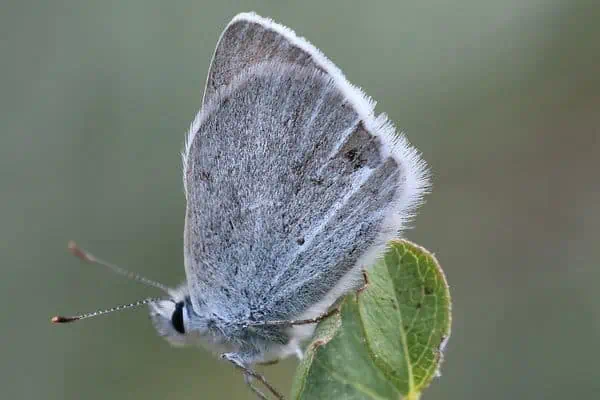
[67, 241, 95, 262]
[52, 315, 80, 324]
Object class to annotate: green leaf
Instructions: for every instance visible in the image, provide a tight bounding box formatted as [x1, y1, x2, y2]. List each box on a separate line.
[290, 240, 451, 400]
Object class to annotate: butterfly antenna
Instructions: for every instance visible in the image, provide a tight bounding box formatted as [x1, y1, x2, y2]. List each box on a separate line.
[68, 241, 171, 294]
[52, 297, 162, 324]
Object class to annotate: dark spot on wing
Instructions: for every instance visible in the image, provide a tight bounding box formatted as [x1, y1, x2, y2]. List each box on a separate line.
[309, 176, 324, 185]
[221, 286, 231, 299]
[344, 148, 358, 162]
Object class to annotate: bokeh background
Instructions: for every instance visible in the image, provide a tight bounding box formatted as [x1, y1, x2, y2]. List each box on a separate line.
[2, 0, 599, 399]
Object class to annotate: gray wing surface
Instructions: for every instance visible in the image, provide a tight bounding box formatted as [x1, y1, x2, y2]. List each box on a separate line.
[202, 14, 325, 107]
[184, 63, 401, 320]
[182, 13, 428, 321]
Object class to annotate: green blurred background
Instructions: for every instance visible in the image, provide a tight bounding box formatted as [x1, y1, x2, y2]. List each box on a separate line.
[2, 0, 599, 399]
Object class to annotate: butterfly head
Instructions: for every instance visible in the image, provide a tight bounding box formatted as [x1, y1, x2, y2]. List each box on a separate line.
[148, 285, 209, 347]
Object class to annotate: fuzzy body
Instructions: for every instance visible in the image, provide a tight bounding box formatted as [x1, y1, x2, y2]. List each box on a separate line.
[150, 12, 429, 365]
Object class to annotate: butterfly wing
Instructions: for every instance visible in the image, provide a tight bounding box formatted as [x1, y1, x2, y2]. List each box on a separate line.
[182, 13, 429, 322]
[201, 12, 326, 107]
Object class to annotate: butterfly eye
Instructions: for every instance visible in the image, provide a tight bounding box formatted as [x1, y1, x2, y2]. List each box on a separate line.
[171, 301, 185, 334]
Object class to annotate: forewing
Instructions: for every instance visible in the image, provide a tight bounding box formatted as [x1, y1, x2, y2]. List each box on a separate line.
[183, 14, 429, 321]
[202, 12, 325, 107]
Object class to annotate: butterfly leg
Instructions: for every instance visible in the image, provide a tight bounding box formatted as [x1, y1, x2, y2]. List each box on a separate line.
[357, 269, 370, 293]
[221, 352, 285, 400]
[257, 359, 280, 366]
[248, 307, 340, 328]
[251, 271, 370, 328]
[244, 374, 268, 400]
[283, 307, 340, 326]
